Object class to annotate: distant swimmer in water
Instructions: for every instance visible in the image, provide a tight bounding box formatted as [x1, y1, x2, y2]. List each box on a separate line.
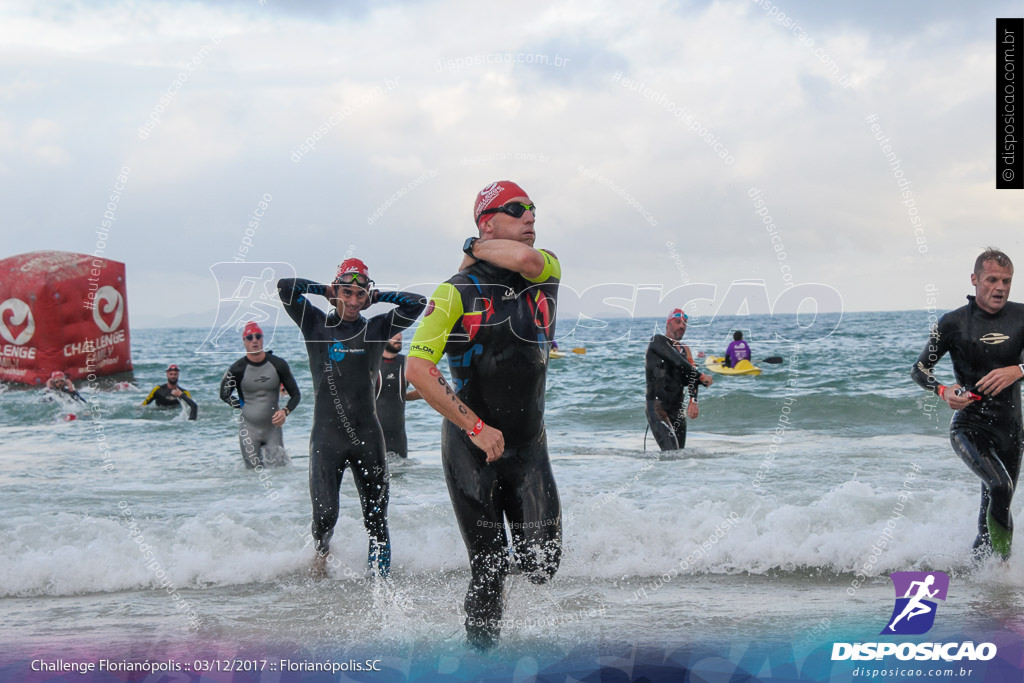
[645, 309, 712, 450]
[142, 364, 198, 420]
[278, 258, 425, 578]
[45, 371, 86, 403]
[886, 575, 938, 632]
[219, 322, 301, 468]
[407, 180, 562, 650]
[912, 248, 1024, 559]
[723, 330, 751, 368]
[375, 332, 421, 459]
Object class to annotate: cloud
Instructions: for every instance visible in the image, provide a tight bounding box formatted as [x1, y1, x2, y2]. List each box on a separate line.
[0, 0, 1021, 324]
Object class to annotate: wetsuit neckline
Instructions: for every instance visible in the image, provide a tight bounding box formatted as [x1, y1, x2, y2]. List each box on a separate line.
[967, 294, 1010, 320]
[326, 311, 367, 326]
[462, 260, 522, 287]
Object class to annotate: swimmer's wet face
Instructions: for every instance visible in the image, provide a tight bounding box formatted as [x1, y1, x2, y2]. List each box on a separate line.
[165, 368, 180, 385]
[480, 196, 536, 246]
[666, 316, 687, 341]
[972, 260, 1013, 315]
[334, 284, 370, 321]
[331, 265, 373, 321]
[385, 332, 402, 355]
[243, 332, 264, 353]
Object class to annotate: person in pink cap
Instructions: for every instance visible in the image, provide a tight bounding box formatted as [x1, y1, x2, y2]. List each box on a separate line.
[45, 370, 85, 403]
[644, 308, 712, 450]
[142, 364, 198, 420]
[407, 180, 562, 649]
[277, 258, 425, 577]
[219, 321, 301, 468]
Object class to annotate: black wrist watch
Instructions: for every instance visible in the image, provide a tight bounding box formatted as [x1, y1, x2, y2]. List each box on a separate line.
[463, 236, 479, 258]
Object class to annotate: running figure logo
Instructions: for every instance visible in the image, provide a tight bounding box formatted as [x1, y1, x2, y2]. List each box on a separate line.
[881, 571, 949, 635]
[196, 262, 295, 353]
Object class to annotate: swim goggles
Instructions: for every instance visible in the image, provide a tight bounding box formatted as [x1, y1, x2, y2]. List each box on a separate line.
[333, 272, 372, 290]
[245, 333, 263, 341]
[477, 202, 537, 220]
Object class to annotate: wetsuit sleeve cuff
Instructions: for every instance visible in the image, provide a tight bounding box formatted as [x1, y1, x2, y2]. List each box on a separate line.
[523, 250, 560, 283]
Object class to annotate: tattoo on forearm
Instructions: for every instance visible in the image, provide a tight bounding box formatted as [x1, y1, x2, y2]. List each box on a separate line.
[431, 368, 468, 414]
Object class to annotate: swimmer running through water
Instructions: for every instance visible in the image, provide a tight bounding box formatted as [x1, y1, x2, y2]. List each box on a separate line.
[278, 259, 425, 577]
[645, 309, 712, 450]
[142, 365, 198, 420]
[219, 322, 301, 467]
[912, 248, 1024, 559]
[407, 180, 562, 650]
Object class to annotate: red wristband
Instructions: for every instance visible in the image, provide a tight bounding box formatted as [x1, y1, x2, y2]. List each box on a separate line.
[466, 418, 484, 437]
[937, 385, 946, 400]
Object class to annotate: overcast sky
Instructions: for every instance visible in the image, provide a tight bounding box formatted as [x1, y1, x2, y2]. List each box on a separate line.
[3, 0, 1022, 329]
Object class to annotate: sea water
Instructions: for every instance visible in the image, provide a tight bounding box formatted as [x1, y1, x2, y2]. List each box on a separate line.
[2, 312, 1022, 681]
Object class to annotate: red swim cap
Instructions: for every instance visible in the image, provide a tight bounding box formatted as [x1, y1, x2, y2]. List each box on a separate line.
[335, 258, 370, 285]
[243, 321, 263, 337]
[668, 308, 688, 321]
[51, 370, 65, 380]
[474, 180, 529, 227]
[166, 364, 179, 371]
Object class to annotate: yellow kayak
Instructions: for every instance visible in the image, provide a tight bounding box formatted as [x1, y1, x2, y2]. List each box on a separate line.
[705, 357, 762, 376]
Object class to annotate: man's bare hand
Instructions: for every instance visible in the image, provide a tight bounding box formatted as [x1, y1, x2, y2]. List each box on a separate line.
[975, 366, 1024, 397]
[472, 424, 505, 463]
[943, 384, 973, 411]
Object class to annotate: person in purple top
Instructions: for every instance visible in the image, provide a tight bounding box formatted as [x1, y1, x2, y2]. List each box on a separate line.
[724, 331, 751, 368]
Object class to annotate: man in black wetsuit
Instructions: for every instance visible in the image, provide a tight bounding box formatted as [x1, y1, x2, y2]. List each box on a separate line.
[375, 332, 420, 458]
[278, 259, 425, 577]
[912, 248, 1024, 559]
[142, 364, 198, 420]
[220, 322, 301, 468]
[645, 309, 712, 450]
[407, 180, 561, 649]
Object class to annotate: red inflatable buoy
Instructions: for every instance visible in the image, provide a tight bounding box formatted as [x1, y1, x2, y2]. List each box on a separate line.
[0, 251, 134, 386]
